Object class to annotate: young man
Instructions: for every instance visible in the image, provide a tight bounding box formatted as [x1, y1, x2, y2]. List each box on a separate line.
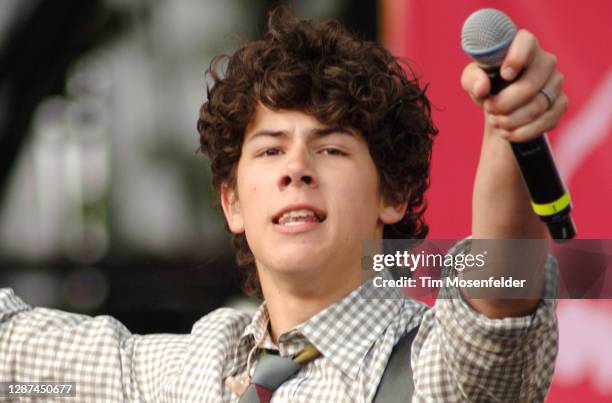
[1, 7, 564, 402]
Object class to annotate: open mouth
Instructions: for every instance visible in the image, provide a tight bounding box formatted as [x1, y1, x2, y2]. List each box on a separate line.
[272, 208, 327, 226]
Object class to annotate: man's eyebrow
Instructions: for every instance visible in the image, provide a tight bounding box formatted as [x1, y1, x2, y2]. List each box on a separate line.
[310, 125, 354, 137]
[247, 125, 354, 142]
[246, 130, 286, 143]
[246, 126, 353, 143]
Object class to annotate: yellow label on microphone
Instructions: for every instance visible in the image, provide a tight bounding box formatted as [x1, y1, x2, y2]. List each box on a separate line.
[531, 192, 571, 216]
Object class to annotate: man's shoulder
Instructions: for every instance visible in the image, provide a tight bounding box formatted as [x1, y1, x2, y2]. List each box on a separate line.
[190, 306, 253, 337]
[383, 296, 429, 339]
[399, 297, 430, 321]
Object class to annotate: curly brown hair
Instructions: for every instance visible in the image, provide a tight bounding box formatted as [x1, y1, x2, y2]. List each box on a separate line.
[197, 7, 438, 299]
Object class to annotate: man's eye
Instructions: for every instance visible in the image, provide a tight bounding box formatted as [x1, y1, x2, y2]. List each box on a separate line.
[321, 148, 346, 156]
[260, 148, 282, 157]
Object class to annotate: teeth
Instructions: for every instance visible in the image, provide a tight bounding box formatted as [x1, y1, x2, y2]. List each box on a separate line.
[280, 209, 316, 220]
[283, 220, 309, 226]
[277, 208, 323, 226]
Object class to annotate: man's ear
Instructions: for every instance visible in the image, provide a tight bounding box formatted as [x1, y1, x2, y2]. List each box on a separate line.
[379, 197, 408, 225]
[220, 182, 245, 234]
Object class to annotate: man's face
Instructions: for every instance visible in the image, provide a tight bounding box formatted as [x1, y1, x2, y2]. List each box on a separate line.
[221, 105, 405, 291]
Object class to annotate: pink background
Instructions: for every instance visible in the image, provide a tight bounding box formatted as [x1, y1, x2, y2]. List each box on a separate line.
[382, 0, 612, 401]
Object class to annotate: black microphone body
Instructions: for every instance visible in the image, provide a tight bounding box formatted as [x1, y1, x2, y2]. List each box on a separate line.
[463, 10, 576, 241]
[486, 66, 575, 240]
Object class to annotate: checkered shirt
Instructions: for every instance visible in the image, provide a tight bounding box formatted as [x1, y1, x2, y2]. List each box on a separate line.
[0, 239, 559, 402]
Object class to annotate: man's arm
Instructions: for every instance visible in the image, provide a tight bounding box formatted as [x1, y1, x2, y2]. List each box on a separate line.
[412, 243, 559, 402]
[411, 28, 563, 403]
[460, 29, 568, 318]
[0, 287, 187, 401]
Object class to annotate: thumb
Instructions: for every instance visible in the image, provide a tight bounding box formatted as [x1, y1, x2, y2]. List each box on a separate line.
[461, 62, 490, 105]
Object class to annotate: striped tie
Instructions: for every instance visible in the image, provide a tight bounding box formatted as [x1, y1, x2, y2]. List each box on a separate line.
[238, 344, 320, 403]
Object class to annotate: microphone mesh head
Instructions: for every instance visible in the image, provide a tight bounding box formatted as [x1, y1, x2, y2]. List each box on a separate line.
[461, 8, 517, 67]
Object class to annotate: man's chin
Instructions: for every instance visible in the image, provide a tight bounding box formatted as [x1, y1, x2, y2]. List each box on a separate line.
[270, 260, 323, 275]
[264, 253, 328, 276]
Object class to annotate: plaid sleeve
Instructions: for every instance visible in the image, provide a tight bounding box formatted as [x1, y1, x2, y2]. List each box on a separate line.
[411, 239, 559, 403]
[0, 287, 186, 402]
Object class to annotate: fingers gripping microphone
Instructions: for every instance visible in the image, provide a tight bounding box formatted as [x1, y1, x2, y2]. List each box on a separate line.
[461, 8, 576, 241]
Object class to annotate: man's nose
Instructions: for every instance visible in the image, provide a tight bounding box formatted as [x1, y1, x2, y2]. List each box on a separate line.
[278, 146, 317, 190]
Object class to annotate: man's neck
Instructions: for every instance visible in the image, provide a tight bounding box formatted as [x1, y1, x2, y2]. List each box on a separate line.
[259, 268, 362, 344]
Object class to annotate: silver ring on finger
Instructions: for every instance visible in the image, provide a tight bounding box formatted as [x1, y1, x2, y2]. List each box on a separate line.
[539, 87, 555, 111]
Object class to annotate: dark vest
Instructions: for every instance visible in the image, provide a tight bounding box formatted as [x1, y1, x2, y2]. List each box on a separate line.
[373, 326, 419, 402]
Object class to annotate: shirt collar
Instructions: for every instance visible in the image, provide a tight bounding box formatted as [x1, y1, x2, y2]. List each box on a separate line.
[236, 302, 270, 354]
[297, 277, 404, 379]
[235, 272, 406, 380]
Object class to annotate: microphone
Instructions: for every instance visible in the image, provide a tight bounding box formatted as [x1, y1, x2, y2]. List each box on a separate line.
[461, 8, 576, 241]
